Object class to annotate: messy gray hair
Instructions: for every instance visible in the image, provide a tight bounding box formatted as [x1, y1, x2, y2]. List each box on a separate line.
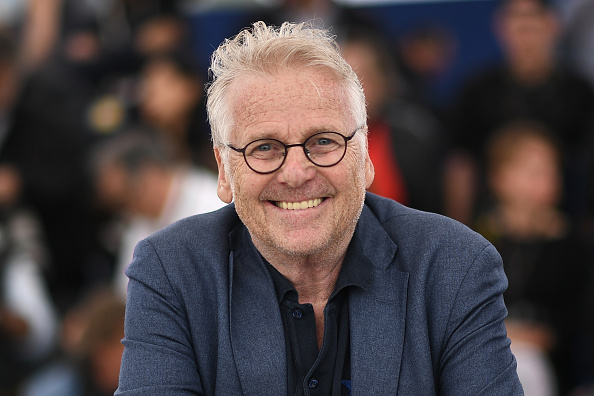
[206, 20, 367, 148]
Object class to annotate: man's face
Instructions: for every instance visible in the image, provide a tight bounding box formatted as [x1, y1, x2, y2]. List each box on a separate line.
[214, 67, 374, 258]
[492, 138, 560, 210]
[497, 0, 558, 67]
[342, 41, 389, 120]
[140, 61, 201, 128]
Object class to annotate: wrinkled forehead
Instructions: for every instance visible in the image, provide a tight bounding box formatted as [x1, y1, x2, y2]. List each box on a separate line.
[226, 67, 354, 132]
[230, 65, 348, 99]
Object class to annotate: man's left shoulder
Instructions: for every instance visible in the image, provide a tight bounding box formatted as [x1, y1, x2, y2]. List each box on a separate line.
[364, 193, 480, 238]
[362, 193, 492, 259]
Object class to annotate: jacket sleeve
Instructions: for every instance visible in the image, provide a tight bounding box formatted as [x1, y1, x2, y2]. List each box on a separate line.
[116, 238, 203, 396]
[438, 243, 524, 395]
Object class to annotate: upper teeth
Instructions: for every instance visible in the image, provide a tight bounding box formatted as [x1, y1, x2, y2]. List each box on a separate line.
[275, 198, 323, 210]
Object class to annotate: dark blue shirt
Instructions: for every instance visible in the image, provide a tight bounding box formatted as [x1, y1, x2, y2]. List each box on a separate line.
[262, 236, 372, 396]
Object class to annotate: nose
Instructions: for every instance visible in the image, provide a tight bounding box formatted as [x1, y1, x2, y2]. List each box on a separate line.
[275, 146, 316, 187]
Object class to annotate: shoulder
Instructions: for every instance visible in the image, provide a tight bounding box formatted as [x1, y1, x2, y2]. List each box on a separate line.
[135, 204, 239, 272]
[126, 204, 240, 299]
[148, 203, 238, 248]
[556, 67, 594, 97]
[364, 193, 486, 246]
[362, 193, 498, 272]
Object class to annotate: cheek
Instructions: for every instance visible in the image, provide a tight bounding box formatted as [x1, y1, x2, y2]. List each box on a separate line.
[228, 160, 266, 201]
[345, 149, 369, 185]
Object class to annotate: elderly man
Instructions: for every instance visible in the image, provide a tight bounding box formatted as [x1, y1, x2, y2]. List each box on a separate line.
[116, 21, 523, 395]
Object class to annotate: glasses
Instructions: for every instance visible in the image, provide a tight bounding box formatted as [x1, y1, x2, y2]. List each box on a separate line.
[228, 129, 359, 174]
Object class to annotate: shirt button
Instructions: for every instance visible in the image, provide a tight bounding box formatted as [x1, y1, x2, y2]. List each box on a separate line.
[291, 309, 303, 319]
[308, 378, 319, 389]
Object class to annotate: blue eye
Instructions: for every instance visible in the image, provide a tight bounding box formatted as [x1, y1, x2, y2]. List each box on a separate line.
[317, 138, 333, 146]
[255, 143, 272, 152]
[246, 139, 284, 159]
[308, 134, 341, 153]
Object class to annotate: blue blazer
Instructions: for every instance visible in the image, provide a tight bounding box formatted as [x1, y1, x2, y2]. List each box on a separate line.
[117, 193, 523, 395]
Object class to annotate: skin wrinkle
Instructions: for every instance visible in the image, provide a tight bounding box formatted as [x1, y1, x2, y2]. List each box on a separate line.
[215, 67, 372, 276]
[230, 73, 347, 146]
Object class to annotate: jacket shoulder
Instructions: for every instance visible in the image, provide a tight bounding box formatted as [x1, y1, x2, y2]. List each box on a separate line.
[146, 204, 239, 252]
[363, 193, 493, 261]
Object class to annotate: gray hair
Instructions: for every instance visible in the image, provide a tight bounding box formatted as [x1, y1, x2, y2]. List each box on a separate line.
[206, 21, 367, 148]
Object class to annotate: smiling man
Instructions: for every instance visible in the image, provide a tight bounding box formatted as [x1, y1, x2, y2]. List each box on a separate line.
[116, 21, 523, 395]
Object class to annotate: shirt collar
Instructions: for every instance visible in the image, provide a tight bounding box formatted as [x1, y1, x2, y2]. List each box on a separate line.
[234, 224, 373, 304]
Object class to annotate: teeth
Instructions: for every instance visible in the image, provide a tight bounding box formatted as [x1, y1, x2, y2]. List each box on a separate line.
[275, 198, 323, 210]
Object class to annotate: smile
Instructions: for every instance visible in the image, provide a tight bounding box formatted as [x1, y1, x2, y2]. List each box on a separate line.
[273, 198, 323, 210]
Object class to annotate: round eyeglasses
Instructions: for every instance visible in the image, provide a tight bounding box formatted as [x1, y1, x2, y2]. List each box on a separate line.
[227, 129, 359, 174]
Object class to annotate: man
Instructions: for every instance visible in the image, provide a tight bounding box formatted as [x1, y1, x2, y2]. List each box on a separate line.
[91, 131, 223, 297]
[444, 0, 594, 226]
[341, 29, 444, 213]
[117, 21, 523, 395]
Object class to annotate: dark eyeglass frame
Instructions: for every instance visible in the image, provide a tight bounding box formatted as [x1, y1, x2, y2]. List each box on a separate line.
[227, 128, 360, 174]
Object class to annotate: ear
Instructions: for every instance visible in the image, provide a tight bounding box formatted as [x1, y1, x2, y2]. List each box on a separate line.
[214, 147, 234, 203]
[364, 151, 375, 190]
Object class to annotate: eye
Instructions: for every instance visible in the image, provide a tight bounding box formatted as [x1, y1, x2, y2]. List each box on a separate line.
[246, 139, 284, 158]
[308, 133, 342, 152]
[316, 137, 335, 146]
[254, 143, 272, 152]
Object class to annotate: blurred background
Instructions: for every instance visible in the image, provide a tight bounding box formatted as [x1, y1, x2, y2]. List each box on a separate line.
[0, 0, 593, 395]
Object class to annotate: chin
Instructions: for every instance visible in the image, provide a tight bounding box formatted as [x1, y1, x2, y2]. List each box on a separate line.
[266, 231, 331, 257]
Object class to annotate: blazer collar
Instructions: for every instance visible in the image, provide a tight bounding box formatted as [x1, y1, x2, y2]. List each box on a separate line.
[349, 204, 409, 395]
[229, 225, 287, 396]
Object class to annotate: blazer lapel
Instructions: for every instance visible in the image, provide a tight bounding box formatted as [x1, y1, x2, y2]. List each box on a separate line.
[229, 227, 287, 396]
[349, 206, 409, 395]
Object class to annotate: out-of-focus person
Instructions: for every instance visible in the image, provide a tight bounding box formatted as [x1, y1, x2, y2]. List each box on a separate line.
[0, 165, 58, 395]
[395, 22, 458, 118]
[91, 131, 224, 298]
[0, 29, 59, 395]
[136, 50, 216, 172]
[0, 30, 18, 143]
[475, 120, 594, 395]
[20, 287, 126, 396]
[445, 0, 594, 228]
[341, 29, 444, 213]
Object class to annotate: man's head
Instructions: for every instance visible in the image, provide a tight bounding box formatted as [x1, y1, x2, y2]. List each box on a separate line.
[341, 30, 397, 121]
[206, 21, 373, 259]
[207, 21, 367, 149]
[92, 132, 175, 219]
[494, 0, 560, 79]
[140, 50, 203, 132]
[487, 120, 562, 211]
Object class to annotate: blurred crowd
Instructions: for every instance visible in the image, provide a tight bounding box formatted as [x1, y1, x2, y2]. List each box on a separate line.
[0, 0, 593, 395]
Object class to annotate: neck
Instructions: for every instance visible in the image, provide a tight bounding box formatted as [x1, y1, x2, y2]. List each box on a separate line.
[264, 245, 347, 304]
[509, 59, 554, 85]
[497, 203, 566, 239]
[267, 249, 347, 349]
[254, 229, 353, 348]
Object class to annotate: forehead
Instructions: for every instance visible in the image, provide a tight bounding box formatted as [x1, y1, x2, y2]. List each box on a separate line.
[226, 67, 353, 141]
[503, 0, 547, 17]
